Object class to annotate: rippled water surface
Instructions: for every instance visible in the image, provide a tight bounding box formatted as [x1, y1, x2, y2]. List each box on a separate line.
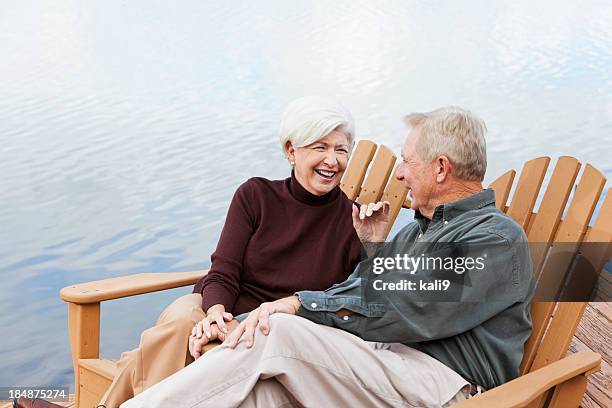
[1, 0, 611, 389]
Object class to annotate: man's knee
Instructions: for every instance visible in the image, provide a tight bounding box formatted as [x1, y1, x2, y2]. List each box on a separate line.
[266, 314, 317, 343]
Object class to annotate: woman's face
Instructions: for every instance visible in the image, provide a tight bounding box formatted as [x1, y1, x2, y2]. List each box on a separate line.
[286, 130, 350, 196]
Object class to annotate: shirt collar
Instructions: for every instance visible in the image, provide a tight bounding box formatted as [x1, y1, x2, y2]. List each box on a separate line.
[414, 188, 496, 228]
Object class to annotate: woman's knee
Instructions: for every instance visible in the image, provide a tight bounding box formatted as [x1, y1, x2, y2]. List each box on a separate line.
[157, 293, 204, 325]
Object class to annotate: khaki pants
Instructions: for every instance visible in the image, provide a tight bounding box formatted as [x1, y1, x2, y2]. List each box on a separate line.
[99, 293, 206, 408]
[121, 314, 470, 408]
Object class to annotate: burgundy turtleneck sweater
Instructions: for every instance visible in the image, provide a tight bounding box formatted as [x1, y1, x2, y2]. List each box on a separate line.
[193, 174, 363, 315]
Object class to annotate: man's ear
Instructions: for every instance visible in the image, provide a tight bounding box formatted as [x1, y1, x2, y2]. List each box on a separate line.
[436, 155, 451, 183]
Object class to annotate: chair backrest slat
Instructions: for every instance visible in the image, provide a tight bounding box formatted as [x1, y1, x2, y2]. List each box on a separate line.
[531, 192, 612, 374]
[488, 169, 516, 211]
[528, 156, 581, 278]
[506, 157, 551, 229]
[517, 157, 579, 375]
[340, 140, 406, 241]
[535, 164, 606, 300]
[521, 164, 607, 375]
[356, 145, 396, 205]
[521, 302, 555, 375]
[381, 166, 408, 239]
[559, 187, 612, 302]
[341, 140, 377, 200]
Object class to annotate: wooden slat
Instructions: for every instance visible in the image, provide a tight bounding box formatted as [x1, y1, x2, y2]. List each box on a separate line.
[356, 145, 396, 205]
[522, 302, 555, 375]
[453, 352, 600, 408]
[581, 187, 612, 242]
[79, 363, 114, 396]
[340, 140, 377, 200]
[79, 358, 117, 380]
[519, 157, 579, 375]
[521, 165, 606, 375]
[527, 157, 581, 277]
[488, 169, 516, 211]
[68, 303, 100, 407]
[523, 166, 607, 379]
[531, 191, 612, 377]
[548, 374, 589, 408]
[381, 165, 408, 239]
[532, 302, 589, 372]
[60, 270, 208, 304]
[79, 362, 113, 408]
[507, 157, 550, 229]
[560, 189, 612, 301]
[79, 387, 107, 408]
[535, 165, 606, 301]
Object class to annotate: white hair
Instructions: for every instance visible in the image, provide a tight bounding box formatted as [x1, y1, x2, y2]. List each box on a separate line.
[279, 96, 355, 155]
[405, 106, 487, 181]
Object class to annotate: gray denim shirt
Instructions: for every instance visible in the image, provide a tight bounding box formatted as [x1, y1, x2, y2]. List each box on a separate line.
[296, 189, 535, 390]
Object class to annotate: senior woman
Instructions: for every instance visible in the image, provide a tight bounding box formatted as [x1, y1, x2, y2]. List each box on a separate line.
[98, 96, 365, 408]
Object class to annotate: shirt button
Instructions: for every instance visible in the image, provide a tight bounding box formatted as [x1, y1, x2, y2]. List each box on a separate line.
[311, 302, 317, 309]
[444, 220, 449, 225]
[343, 315, 349, 321]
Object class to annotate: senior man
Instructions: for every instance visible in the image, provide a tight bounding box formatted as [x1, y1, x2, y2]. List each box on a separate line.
[123, 106, 535, 408]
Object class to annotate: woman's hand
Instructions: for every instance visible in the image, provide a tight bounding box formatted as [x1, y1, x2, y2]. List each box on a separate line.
[189, 324, 220, 360]
[196, 304, 234, 338]
[352, 201, 390, 243]
[189, 319, 240, 359]
[225, 296, 301, 349]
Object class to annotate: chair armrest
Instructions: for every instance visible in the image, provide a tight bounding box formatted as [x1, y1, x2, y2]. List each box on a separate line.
[60, 269, 209, 304]
[454, 352, 601, 408]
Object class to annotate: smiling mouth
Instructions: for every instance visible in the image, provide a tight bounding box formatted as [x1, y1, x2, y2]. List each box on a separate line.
[315, 169, 337, 179]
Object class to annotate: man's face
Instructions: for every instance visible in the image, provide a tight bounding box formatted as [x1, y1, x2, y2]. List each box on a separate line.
[394, 126, 437, 215]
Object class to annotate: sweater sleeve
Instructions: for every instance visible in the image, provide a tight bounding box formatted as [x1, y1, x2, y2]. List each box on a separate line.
[193, 181, 258, 313]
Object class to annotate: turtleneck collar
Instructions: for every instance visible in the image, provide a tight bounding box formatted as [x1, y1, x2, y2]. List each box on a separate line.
[287, 170, 341, 206]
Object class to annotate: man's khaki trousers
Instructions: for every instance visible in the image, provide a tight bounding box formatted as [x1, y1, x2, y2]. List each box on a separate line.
[99, 293, 206, 408]
[121, 313, 470, 408]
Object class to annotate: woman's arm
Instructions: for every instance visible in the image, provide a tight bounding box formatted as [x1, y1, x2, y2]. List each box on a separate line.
[194, 180, 259, 313]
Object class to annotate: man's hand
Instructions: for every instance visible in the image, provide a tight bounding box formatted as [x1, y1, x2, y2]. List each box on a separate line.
[352, 201, 390, 243]
[225, 296, 301, 349]
[189, 319, 240, 360]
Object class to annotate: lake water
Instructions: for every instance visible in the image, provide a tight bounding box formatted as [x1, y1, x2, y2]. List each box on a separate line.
[1, 0, 611, 390]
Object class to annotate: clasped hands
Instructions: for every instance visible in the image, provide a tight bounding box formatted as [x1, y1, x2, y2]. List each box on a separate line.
[190, 296, 301, 359]
[189, 305, 236, 359]
[191, 296, 357, 355]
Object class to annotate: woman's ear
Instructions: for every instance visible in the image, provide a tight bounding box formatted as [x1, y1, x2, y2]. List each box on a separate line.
[286, 141, 296, 165]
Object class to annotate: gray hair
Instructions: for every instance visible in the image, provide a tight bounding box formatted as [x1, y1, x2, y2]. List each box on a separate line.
[405, 106, 487, 181]
[279, 96, 355, 155]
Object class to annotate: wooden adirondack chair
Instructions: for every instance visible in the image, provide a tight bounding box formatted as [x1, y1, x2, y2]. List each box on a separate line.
[60, 140, 611, 408]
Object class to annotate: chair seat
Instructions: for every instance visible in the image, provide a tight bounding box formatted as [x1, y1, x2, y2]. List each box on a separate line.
[79, 358, 118, 380]
[77, 359, 117, 407]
